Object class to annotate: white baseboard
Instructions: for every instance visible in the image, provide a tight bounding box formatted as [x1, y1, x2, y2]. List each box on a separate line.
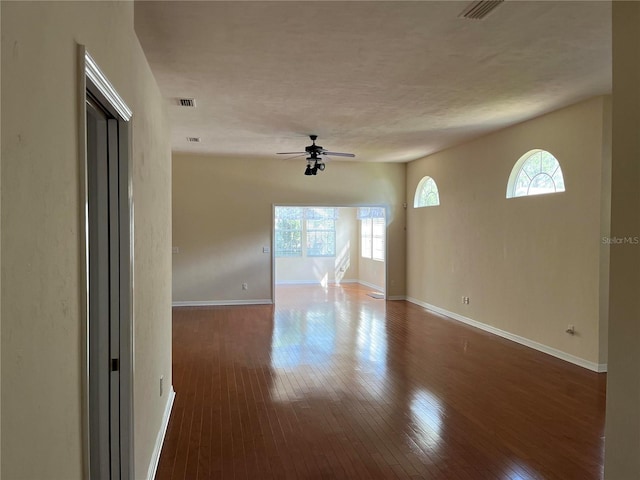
[147, 387, 175, 480]
[172, 299, 273, 307]
[275, 279, 359, 285]
[387, 295, 406, 301]
[405, 297, 607, 373]
[358, 280, 384, 292]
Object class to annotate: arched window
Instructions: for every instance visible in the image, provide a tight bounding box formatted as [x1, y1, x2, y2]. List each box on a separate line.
[507, 149, 566, 198]
[414, 176, 440, 208]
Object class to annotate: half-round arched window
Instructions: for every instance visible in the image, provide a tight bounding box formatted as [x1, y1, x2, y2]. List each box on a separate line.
[506, 149, 566, 198]
[414, 176, 440, 208]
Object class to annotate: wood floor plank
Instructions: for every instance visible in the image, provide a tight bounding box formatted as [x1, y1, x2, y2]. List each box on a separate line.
[156, 284, 605, 479]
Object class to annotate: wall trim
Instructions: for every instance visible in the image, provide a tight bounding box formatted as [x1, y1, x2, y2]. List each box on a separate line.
[358, 280, 384, 292]
[172, 299, 273, 307]
[387, 295, 406, 301]
[275, 279, 359, 286]
[84, 51, 132, 121]
[146, 387, 175, 480]
[406, 297, 607, 373]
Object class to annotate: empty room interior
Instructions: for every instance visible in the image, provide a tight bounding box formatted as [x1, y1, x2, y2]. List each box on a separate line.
[2, 1, 640, 479]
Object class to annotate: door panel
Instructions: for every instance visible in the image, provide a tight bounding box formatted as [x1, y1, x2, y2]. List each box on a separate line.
[87, 97, 121, 480]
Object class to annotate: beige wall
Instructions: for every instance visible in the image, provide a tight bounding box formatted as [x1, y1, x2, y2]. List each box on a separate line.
[358, 249, 386, 292]
[604, 2, 640, 477]
[0, 4, 2, 477]
[406, 96, 610, 368]
[1, 2, 172, 479]
[275, 207, 359, 285]
[172, 153, 406, 303]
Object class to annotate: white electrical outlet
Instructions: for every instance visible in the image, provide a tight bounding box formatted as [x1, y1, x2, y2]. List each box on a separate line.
[566, 324, 575, 335]
[160, 375, 164, 397]
[242, 283, 248, 291]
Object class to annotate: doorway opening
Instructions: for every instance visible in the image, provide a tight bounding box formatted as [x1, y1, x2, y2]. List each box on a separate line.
[272, 205, 387, 299]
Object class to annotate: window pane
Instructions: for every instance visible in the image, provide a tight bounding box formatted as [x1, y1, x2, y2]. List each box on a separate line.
[508, 150, 566, 198]
[306, 211, 335, 257]
[426, 192, 438, 206]
[528, 173, 555, 195]
[361, 218, 372, 258]
[307, 230, 335, 256]
[515, 172, 530, 197]
[540, 151, 558, 174]
[307, 219, 333, 230]
[305, 207, 338, 220]
[275, 207, 303, 256]
[275, 218, 301, 231]
[275, 206, 303, 220]
[372, 218, 385, 261]
[414, 176, 440, 208]
[523, 152, 542, 178]
[552, 169, 566, 191]
[275, 231, 302, 257]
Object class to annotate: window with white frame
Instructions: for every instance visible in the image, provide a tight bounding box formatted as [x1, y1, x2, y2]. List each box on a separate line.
[414, 176, 440, 208]
[361, 218, 372, 259]
[358, 207, 385, 262]
[506, 149, 566, 198]
[275, 207, 337, 257]
[371, 217, 385, 261]
[275, 207, 303, 257]
[305, 207, 337, 257]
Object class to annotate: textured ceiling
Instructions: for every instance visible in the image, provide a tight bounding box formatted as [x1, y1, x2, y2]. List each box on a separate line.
[135, 1, 611, 163]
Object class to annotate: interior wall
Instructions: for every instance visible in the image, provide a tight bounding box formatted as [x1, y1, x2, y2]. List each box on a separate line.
[0, 5, 2, 477]
[1, 2, 172, 479]
[604, 2, 640, 477]
[172, 154, 406, 304]
[406, 96, 610, 368]
[275, 207, 359, 285]
[599, 96, 612, 366]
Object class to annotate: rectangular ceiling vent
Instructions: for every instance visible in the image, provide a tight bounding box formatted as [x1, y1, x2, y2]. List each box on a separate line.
[186, 137, 200, 143]
[178, 98, 196, 107]
[459, 0, 504, 20]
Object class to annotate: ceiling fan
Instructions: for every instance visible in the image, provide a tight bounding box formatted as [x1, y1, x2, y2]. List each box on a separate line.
[277, 135, 355, 175]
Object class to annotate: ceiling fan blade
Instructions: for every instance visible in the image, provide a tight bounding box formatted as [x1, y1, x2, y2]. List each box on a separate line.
[277, 152, 306, 155]
[322, 151, 356, 158]
[280, 154, 307, 161]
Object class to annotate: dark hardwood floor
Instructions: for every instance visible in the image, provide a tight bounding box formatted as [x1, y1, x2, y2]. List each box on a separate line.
[156, 284, 606, 479]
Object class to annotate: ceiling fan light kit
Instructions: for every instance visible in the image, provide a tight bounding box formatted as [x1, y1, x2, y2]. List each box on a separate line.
[277, 135, 354, 176]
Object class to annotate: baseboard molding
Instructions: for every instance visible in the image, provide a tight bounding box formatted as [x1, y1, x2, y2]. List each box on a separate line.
[358, 280, 384, 292]
[405, 297, 607, 373]
[387, 295, 406, 301]
[172, 299, 273, 307]
[147, 387, 175, 480]
[275, 279, 359, 286]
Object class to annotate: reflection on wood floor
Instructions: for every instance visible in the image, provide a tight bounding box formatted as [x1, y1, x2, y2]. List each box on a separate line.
[157, 284, 605, 479]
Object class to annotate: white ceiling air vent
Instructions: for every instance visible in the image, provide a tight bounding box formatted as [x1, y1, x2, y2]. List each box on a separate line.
[459, 0, 504, 20]
[178, 98, 196, 107]
[186, 137, 200, 143]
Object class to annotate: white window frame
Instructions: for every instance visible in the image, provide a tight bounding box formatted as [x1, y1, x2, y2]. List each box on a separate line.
[359, 209, 385, 262]
[275, 207, 337, 258]
[414, 176, 440, 208]
[506, 149, 566, 198]
[274, 207, 303, 257]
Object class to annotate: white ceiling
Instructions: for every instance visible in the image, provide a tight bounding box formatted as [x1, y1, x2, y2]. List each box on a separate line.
[134, 1, 611, 163]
